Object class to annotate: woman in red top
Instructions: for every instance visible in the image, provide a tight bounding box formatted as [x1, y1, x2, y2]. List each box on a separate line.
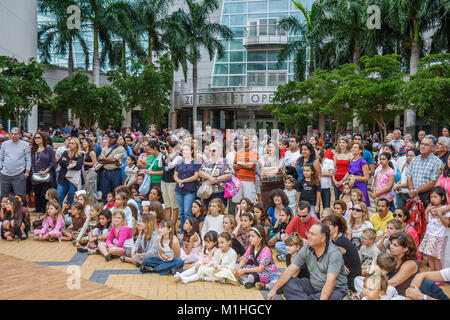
[332, 137, 352, 200]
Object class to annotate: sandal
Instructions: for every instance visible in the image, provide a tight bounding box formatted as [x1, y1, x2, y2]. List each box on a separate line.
[120, 255, 126, 263]
[77, 247, 88, 253]
[255, 282, 268, 290]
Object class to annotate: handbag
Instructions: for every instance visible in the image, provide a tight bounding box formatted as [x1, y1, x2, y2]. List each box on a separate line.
[197, 182, 213, 199]
[32, 172, 51, 183]
[223, 160, 241, 198]
[138, 156, 159, 195]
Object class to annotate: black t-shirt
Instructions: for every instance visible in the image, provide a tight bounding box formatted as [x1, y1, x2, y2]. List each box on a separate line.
[334, 235, 362, 291]
[297, 178, 321, 205]
[286, 253, 310, 279]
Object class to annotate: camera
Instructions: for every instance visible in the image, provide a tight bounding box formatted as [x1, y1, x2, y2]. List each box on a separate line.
[159, 143, 167, 151]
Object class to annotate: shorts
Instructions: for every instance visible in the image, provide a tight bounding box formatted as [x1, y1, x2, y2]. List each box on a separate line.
[232, 180, 257, 204]
[161, 181, 178, 209]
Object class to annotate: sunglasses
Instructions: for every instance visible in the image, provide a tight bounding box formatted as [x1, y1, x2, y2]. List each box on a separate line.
[298, 214, 308, 218]
[393, 213, 404, 218]
[352, 208, 363, 212]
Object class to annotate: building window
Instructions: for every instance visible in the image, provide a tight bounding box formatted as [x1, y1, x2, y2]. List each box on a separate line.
[230, 63, 246, 74]
[224, 2, 246, 14]
[213, 76, 228, 87]
[230, 51, 246, 62]
[214, 64, 229, 74]
[229, 76, 246, 86]
[230, 15, 247, 26]
[248, 50, 267, 62]
[248, 1, 267, 12]
[248, 63, 267, 71]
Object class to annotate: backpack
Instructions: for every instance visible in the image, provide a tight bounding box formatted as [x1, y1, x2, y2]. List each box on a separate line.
[405, 199, 427, 243]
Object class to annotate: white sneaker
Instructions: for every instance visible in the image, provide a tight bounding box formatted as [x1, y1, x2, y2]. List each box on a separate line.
[174, 272, 181, 282]
[180, 274, 189, 284]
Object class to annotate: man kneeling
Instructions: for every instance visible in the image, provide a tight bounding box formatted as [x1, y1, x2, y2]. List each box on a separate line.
[268, 222, 348, 300]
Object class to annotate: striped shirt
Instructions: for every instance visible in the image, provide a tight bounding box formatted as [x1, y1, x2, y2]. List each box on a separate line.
[234, 150, 258, 182]
[405, 153, 443, 189]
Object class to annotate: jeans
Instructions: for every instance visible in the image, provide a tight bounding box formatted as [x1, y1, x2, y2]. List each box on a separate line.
[275, 241, 288, 256]
[268, 273, 281, 291]
[395, 192, 410, 208]
[175, 191, 197, 230]
[333, 185, 341, 202]
[420, 279, 449, 300]
[57, 179, 77, 206]
[282, 277, 347, 300]
[143, 256, 184, 275]
[321, 188, 331, 209]
[310, 206, 318, 219]
[101, 168, 123, 204]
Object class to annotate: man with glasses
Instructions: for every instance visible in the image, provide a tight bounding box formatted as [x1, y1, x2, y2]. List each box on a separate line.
[406, 135, 443, 207]
[434, 136, 449, 164]
[268, 222, 348, 300]
[0, 128, 31, 199]
[275, 201, 319, 259]
[371, 198, 394, 242]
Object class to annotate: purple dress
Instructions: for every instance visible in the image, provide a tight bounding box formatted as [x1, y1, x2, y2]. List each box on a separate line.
[348, 158, 370, 206]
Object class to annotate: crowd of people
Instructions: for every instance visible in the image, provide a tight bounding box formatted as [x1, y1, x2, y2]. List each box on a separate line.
[0, 121, 449, 300]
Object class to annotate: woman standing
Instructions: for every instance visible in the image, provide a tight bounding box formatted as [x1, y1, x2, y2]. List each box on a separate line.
[259, 141, 285, 209]
[294, 142, 322, 188]
[317, 147, 335, 209]
[137, 140, 152, 174]
[341, 142, 370, 207]
[31, 132, 56, 216]
[57, 138, 84, 207]
[174, 144, 200, 230]
[198, 142, 233, 208]
[118, 135, 134, 184]
[332, 137, 352, 200]
[144, 141, 164, 190]
[82, 138, 98, 205]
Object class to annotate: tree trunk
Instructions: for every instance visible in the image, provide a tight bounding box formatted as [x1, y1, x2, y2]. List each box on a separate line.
[147, 31, 153, 64]
[122, 39, 127, 78]
[318, 113, 326, 137]
[308, 44, 314, 77]
[92, 20, 100, 87]
[192, 62, 198, 130]
[375, 118, 387, 142]
[405, 19, 420, 137]
[353, 38, 361, 71]
[68, 40, 74, 77]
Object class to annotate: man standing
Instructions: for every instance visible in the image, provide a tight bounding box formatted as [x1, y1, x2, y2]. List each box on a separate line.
[435, 136, 450, 164]
[98, 131, 125, 204]
[275, 201, 319, 259]
[0, 128, 31, 198]
[370, 198, 394, 241]
[284, 135, 301, 167]
[232, 135, 258, 205]
[406, 135, 443, 207]
[416, 130, 426, 148]
[268, 222, 348, 300]
[391, 129, 405, 153]
[62, 124, 71, 137]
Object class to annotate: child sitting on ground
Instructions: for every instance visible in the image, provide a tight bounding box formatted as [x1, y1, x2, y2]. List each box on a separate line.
[360, 266, 400, 300]
[201, 198, 226, 239]
[235, 226, 277, 289]
[333, 200, 347, 219]
[232, 212, 255, 257]
[223, 214, 245, 257]
[378, 219, 402, 252]
[191, 199, 207, 232]
[253, 203, 272, 239]
[195, 232, 238, 284]
[180, 217, 202, 263]
[174, 230, 219, 284]
[360, 228, 381, 275]
[74, 190, 90, 218]
[268, 208, 292, 247]
[34, 202, 65, 242]
[104, 192, 116, 210]
[61, 201, 86, 241]
[86, 210, 112, 255]
[75, 203, 103, 249]
[121, 213, 159, 266]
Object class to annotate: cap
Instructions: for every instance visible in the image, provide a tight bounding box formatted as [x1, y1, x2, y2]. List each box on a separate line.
[398, 145, 406, 155]
[108, 131, 119, 139]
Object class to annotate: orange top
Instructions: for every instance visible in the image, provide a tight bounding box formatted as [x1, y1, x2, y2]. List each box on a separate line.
[234, 150, 258, 182]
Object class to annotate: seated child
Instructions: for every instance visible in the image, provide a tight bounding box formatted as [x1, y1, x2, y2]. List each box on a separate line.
[86, 210, 112, 254]
[321, 208, 334, 220]
[359, 228, 381, 275]
[377, 219, 402, 252]
[75, 203, 103, 249]
[61, 202, 86, 241]
[253, 203, 272, 239]
[104, 192, 116, 210]
[174, 230, 219, 284]
[268, 208, 292, 247]
[333, 200, 347, 219]
[180, 217, 202, 263]
[195, 232, 238, 284]
[232, 212, 255, 256]
[235, 226, 277, 289]
[191, 199, 207, 232]
[74, 190, 90, 218]
[34, 202, 65, 242]
[140, 219, 184, 275]
[223, 214, 245, 257]
[201, 198, 225, 239]
[1, 196, 29, 240]
[121, 213, 159, 266]
[360, 266, 404, 300]
[98, 209, 134, 261]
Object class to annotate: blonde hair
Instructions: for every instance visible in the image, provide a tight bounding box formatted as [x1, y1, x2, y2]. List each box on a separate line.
[284, 232, 303, 247]
[140, 213, 157, 242]
[112, 209, 127, 227]
[75, 192, 89, 214]
[335, 137, 351, 154]
[208, 198, 226, 215]
[223, 214, 236, 230]
[348, 201, 370, 229]
[321, 208, 334, 219]
[159, 219, 178, 249]
[68, 137, 82, 157]
[350, 188, 365, 202]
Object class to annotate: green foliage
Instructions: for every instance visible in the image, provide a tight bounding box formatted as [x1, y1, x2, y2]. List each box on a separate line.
[53, 72, 124, 129]
[0, 56, 52, 128]
[399, 52, 450, 127]
[108, 57, 174, 126]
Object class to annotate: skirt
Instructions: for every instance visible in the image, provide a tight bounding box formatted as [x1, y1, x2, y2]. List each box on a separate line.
[418, 233, 446, 260]
[260, 178, 285, 209]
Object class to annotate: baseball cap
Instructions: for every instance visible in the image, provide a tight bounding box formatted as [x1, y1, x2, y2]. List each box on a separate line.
[108, 130, 119, 139]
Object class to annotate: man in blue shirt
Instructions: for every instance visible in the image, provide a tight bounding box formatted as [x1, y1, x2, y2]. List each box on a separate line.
[62, 124, 71, 137]
[353, 134, 374, 176]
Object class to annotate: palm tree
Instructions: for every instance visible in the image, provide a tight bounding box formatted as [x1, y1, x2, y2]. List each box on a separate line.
[171, 0, 233, 128]
[134, 0, 174, 63]
[38, 0, 90, 76]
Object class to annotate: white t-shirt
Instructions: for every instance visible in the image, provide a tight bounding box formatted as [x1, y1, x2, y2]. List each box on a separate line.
[320, 158, 335, 189]
[440, 268, 450, 282]
[426, 212, 450, 237]
[347, 220, 374, 239]
[56, 146, 69, 172]
[284, 149, 301, 167]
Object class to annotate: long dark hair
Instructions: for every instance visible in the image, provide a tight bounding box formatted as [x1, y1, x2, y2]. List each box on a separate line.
[96, 209, 112, 230]
[253, 203, 271, 226]
[322, 214, 347, 234]
[183, 217, 201, 246]
[296, 142, 316, 167]
[31, 132, 49, 154]
[302, 163, 320, 186]
[268, 189, 289, 208]
[249, 226, 268, 264]
[7, 196, 25, 235]
[389, 232, 417, 263]
[379, 152, 394, 169]
[203, 230, 218, 254]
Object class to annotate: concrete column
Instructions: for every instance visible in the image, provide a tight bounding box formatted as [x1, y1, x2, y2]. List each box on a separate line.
[220, 110, 225, 129]
[352, 111, 359, 134]
[171, 110, 177, 129]
[404, 109, 416, 137]
[27, 104, 38, 133]
[122, 110, 131, 129]
[202, 108, 209, 130]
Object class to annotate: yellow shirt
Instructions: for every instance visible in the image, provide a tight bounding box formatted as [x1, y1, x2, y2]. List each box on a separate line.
[370, 211, 394, 236]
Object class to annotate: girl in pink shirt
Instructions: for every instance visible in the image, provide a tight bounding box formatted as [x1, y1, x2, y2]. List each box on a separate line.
[371, 152, 395, 202]
[174, 230, 218, 283]
[34, 202, 65, 242]
[98, 209, 134, 261]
